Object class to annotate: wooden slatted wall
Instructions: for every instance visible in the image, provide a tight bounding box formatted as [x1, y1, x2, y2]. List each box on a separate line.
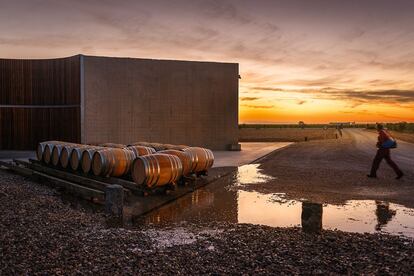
[0, 56, 81, 150]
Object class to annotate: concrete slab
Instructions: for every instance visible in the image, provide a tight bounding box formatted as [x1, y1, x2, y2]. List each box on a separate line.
[212, 142, 293, 168]
[0, 143, 293, 169]
[0, 151, 36, 161]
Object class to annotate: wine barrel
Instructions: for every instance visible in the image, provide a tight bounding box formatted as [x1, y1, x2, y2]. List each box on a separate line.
[127, 145, 156, 156]
[60, 144, 87, 169]
[127, 142, 167, 151]
[182, 147, 214, 173]
[151, 143, 171, 151]
[37, 141, 60, 161]
[162, 144, 189, 151]
[131, 154, 183, 188]
[80, 147, 107, 173]
[69, 146, 103, 171]
[128, 141, 153, 147]
[159, 150, 193, 176]
[99, 143, 126, 148]
[43, 141, 77, 164]
[92, 148, 136, 177]
[51, 142, 81, 166]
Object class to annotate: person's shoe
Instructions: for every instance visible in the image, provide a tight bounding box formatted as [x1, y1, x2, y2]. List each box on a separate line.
[396, 173, 404, 180]
[367, 174, 377, 178]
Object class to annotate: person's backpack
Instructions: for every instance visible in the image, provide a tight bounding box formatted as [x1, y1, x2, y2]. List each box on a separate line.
[382, 138, 397, 149]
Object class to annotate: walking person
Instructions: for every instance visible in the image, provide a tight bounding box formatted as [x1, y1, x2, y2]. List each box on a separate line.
[367, 124, 404, 179]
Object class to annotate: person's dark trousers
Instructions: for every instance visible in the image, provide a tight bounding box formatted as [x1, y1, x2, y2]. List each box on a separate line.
[370, 148, 403, 176]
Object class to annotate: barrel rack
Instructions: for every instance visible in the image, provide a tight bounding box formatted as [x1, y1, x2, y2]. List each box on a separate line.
[0, 159, 235, 217]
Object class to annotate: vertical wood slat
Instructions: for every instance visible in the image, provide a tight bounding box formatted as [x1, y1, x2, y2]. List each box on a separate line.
[0, 56, 80, 105]
[0, 55, 81, 150]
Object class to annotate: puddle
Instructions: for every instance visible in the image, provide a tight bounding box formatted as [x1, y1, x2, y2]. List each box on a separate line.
[236, 164, 275, 185]
[135, 164, 414, 238]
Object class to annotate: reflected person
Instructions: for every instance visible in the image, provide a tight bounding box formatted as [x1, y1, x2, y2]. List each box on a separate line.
[375, 201, 396, 231]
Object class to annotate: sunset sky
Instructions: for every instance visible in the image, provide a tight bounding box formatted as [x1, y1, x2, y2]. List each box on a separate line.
[1, 0, 414, 123]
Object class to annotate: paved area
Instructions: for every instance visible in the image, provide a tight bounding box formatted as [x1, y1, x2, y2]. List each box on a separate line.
[212, 142, 293, 167]
[0, 151, 36, 162]
[0, 143, 294, 168]
[347, 129, 414, 170]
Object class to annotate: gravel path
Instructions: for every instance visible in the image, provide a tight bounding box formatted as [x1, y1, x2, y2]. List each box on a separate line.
[1, 170, 414, 274]
[256, 129, 414, 207]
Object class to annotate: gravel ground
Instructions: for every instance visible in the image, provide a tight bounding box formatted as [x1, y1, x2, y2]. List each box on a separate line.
[256, 130, 414, 207]
[1, 170, 414, 274]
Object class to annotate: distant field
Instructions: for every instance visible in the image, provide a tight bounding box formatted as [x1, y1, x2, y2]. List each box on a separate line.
[366, 122, 414, 133]
[239, 128, 338, 142]
[367, 129, 414, 144]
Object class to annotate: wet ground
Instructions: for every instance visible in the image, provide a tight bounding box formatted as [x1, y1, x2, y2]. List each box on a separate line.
[212, 142, 292, 167]
[2, 131, 414, 274]
[136, 164, 414, 238]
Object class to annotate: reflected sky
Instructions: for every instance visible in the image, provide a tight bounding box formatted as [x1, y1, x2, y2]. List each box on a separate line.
[235, 164, 275, 185]
[137, 164, 414, 238]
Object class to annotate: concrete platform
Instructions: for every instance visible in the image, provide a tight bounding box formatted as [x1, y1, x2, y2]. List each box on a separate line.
[0, 151, 36, 162]
[212, 142, 293, 168]
[0, 142, 293, 168]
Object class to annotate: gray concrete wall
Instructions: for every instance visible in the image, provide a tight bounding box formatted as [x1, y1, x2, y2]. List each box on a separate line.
[82, 55, 238, 150]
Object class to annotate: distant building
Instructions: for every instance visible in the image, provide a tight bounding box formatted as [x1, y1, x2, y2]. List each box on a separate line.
[329, 122, 355, 126]
[0, 55, 239, 150]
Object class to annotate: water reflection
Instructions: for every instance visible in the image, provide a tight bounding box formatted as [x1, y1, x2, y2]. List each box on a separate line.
[235, 164, 275, 185]
[139, 187, 414, 237]
[375, 201, 396, 231]
[135, 164, 414, 238]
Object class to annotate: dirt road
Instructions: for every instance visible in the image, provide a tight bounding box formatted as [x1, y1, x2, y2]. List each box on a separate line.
[347, 128, 414, 170]
[257, 128, 414, 207]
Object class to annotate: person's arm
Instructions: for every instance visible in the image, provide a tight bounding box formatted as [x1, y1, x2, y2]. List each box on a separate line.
[376, 135, 381, 148]
[377, 130, 389, 148]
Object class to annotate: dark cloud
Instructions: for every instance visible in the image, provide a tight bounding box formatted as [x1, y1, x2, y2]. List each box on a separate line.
[342, 27, 365, 41]
[199, 0, 252, 24]
[316, 88, 414, 105]
[251, 87, 283, 92]
[241, 104, 274, 109]
[240, 97, 260, 101]
[289, 76, 352, 87]
[248, 85, 414, 106]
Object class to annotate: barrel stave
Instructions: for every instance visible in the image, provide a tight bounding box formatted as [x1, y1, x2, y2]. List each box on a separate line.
[182, 147, 214, 173]
[132, 154, 183, 188]
[92, 148, 136, 177]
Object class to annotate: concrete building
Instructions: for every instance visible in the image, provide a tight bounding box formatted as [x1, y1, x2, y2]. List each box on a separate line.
[0, 55, 239, 150]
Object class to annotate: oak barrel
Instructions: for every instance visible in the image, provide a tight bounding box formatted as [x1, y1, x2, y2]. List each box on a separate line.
[159, 149, 193, 176]
[80, 147, 106, 173]
[99, 143, 126, 149]
[128, 141, 153, 148]
[92, 148, 136, 177]
[37, 141, 64, 163]
[51, 142, 80, 166]
[69, 145, 102, 171]
[162, 144, 189, 151]
[127, 145, 156, 156]
[131, 154, 183, 188]
[60, 144, 87, 169]
[37, 141, 59, 161]
[182, 147, 214, 173]
[43, 141, 77, 164]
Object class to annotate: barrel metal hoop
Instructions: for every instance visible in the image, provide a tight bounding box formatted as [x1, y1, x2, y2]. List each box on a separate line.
[149, 155, 158, 187]
[142, 156, 150, 186]
[154, 155, 161, 187]
[165, 154, 174, 184]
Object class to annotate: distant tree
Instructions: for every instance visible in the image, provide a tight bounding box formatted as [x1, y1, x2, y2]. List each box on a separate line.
[298, 121, 305, 129]
[397, 121, 407, 132]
